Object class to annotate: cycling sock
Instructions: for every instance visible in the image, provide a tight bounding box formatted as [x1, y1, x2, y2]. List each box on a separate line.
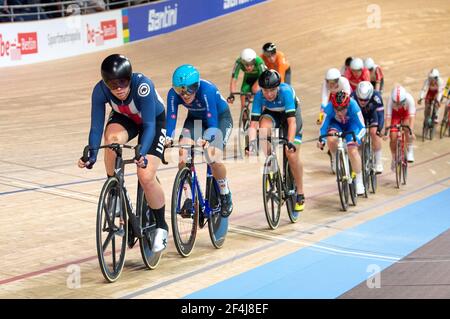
[356, 172, 363, 184]
[153, 205, 168, 231]
[183, 181, 192, 199]
[217, 178, 230, 195]
[375, 149, 382, 165]
[407, 144, 414, 153]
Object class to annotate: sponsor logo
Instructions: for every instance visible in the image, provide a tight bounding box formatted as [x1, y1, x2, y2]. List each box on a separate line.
[87, 20, 117, 45]
[148, 4, 178, 32]
[47, 31, 81, 46]
[138, 83, 150, 97]
[0, 32, 38, 61]
[207, 112, 212, 118]
[223, 0, 253, 10]
[171, 114, 176, 119]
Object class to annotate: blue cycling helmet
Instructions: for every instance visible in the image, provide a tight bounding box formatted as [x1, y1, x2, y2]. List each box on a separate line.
[172, 64, 200, 95]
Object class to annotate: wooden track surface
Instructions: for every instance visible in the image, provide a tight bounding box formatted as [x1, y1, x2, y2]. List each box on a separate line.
[0, 0, 449, 298]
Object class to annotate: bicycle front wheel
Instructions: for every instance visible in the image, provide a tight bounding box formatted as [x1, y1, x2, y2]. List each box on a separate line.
[96, 177, 128, 283]
[263, 155, 282, 229]
[361, 139, 370, 198]
[137, 182, 162, 270]
[238, 107, 250, 159]
[171, 167, 198, 257]
[207, 177, 228, 249]
[336, 150, 349, 211]
[440, 109, 449, 138]
[422, 121, 427, 142]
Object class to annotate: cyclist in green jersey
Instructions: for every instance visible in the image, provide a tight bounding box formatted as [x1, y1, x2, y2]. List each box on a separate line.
[227, 48, 267, 111]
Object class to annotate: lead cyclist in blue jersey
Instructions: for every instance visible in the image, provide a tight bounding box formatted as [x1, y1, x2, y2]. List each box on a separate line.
[165, 64, 234, 217]
[247, 69, 305, 212]
[77, 54, 169, 252]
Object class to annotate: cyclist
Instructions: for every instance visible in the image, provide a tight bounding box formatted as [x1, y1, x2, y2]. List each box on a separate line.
[340, 56, 353, 75]
[317, 90, 366, 196]
[418, 68, 445, 124]
[227, 48, 267, 111]
[166, 64, 234, 217]
[385, 85, 416, 169]
[344, 57, 370, 91]
[317, 68, 351, 125]
[77, 54, 168, 252]
[260, 42, 291, 84]
[247, 70, 305, 212]
[364, 57, 384, 93]
[352, 81, 385, 173]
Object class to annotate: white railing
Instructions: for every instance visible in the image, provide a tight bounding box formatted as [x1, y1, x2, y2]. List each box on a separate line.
[0, 0, 155, 22]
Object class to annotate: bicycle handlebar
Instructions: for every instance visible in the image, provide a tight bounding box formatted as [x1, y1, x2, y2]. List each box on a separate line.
[258, 136, 296, 151]
[162, 136, 216, 165]
[319, 131, 357, 143]
[81, 143, 144, 165]
[230, 92, 255, 97]
[384, 125, 412, 135]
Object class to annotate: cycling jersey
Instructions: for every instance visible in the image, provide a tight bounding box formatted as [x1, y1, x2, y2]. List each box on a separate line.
[321, 76, 352, 110]
[251, 83, 302, 143]
[386, 91, 416, 126]
[320, 98, 366, 145]
[344, 68, 371, 91]
[89, 73, 165, 160]
[351, 90, 384, 130]
[419, 77, 445, 102]
[260, 51, 290, 83]
[166, 79, 230, 141]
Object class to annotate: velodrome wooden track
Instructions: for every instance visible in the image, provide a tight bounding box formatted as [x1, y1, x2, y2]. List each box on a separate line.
[0, 0, 449, 298]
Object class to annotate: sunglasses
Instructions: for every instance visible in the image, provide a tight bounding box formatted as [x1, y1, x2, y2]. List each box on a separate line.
[263, 52, 276, 58]
[173, 82, 199, 96]
[105, 78, 130, 90]
[335, 106, 348, 112]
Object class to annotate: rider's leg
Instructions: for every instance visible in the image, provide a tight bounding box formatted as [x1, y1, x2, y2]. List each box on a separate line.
[370, 126, 383, 172]
[104, 121, 130, 176]
[404, 116, 415, 162]
[258, 115, 274, 156]
[348, 142, 364, 195]
[284, 67, 292, 85]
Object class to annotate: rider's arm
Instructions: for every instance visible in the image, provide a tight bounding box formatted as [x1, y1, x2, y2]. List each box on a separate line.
[88, 83, 108, 161]
[137, 81, 162, 157]
[374, 66, 383, 91]
[203, 87, 220, 140]
[166, 89, 180, 139]
[437, 77, 445, 102]
[406, 93, 416, 131]
[229, 60, 241, 93]
[319, 104, 332, 142]
[339, 76, 352, 95]
[349, 99, 367, 140]
[385, 98, 392, 132]
[321, 80, 329, 110]
[419, 79, 429, 100]
[373, 93, 385, 130]
[276, 52, 289, 83]
[283, 88, 297, 143]
[248, 92, 263, 142]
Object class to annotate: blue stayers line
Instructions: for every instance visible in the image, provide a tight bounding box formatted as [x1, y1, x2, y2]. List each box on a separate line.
[185, 187, 450, 299]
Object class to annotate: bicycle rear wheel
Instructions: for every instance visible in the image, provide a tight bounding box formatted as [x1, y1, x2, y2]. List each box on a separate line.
[402, 144, 408, 185]
[263, 154, 282, 229]
[238, 107, 250, 159]
[336, 150, 349, 211]
[207, 176, 228, 249]
[370, 148, 378, 194]
[96, 177, 128, 283]
[171, 167, 198, 257]
[395, 140, 402, 188]
[284, 160, 299, 223]
[137, 182, 162, 270]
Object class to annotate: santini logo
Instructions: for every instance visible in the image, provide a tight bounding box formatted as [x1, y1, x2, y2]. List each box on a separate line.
[148, 5, 178, 32]
[223, 0, 252, 9]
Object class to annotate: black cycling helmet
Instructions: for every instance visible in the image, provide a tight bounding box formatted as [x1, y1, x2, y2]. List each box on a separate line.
[101, 54, 132, 84]
[258, 69, 281, 89]
[262, 42, 277, 55]
[345, 56, 353, 67]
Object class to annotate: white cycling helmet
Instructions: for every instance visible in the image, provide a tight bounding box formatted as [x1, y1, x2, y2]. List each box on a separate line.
[356, 81, 374, 100]
[325, 68, 341, 81]
[350, 57, 364, 71]
[428, 68, 440, 79]
[240, 48, 257, 64]
[364, 57, 375, 70]
[391, 86, 407, 104]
